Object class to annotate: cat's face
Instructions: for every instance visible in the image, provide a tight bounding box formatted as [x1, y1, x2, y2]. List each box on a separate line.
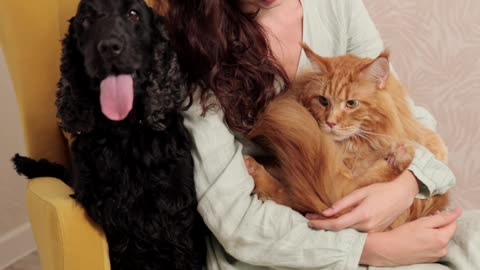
[302, 77, 372, 141]
[296, 47, 390, 141]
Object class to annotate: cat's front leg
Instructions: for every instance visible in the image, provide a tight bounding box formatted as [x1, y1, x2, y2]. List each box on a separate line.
[386, 142, 415, 172]
[244, 156, 291, 206]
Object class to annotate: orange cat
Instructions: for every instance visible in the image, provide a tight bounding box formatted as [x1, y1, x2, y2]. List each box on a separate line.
[245, 46, 449, 230]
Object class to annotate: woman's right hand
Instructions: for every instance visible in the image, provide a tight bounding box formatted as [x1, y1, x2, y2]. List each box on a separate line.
[360, 208, 462, 267]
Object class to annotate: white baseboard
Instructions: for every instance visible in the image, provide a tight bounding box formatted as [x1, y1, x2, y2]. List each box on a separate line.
[0, 223, 36, 269]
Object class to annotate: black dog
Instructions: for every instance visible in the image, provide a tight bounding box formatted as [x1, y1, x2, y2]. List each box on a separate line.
[12, 0, 205, 269]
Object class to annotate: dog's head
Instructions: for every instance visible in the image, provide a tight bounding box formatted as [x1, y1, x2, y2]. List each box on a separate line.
[56, 0, 188, 134]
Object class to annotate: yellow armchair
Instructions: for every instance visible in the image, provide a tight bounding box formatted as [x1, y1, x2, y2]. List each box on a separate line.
[0, 0, 152, 268]
[25, 178, 110, 270]
[0, 0, 110, 269]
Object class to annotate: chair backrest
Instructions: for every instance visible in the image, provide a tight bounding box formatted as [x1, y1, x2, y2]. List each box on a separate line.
[0, 0, 80, 165]
[0, 0, 155, 165]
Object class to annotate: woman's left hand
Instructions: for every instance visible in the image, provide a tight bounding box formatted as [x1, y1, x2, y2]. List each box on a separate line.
[306, 170, 420, 232]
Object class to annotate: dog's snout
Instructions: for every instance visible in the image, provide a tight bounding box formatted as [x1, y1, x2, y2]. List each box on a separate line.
[97, 38, 124, 57]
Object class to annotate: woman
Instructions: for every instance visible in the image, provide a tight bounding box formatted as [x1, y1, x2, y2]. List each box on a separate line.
[155, 0, 480, 269]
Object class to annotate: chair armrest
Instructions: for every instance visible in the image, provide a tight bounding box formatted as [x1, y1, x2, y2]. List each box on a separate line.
[26, 177, 110, 270]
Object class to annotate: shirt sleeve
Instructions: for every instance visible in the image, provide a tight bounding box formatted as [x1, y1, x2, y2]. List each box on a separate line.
[345, 0, 455, 198]
[182, 96, 367, 269]
[407, 98, 456, 199]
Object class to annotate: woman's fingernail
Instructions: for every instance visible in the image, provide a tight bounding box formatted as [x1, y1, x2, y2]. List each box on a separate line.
[323, 208, 333, 214]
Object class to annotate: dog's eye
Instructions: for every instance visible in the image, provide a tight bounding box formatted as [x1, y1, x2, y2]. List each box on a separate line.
[127, 9, 140, 22]
[81, 16, 93, 28]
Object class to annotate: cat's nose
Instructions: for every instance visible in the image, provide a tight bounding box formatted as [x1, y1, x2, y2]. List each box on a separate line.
[327, 122, 337, 128]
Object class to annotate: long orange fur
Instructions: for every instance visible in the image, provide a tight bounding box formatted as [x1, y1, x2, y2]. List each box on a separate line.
[246, 46, 449, 230]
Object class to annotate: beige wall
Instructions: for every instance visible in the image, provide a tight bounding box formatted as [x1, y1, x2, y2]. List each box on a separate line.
[364, 0, 480, 209]
[0, 49, 35, 268]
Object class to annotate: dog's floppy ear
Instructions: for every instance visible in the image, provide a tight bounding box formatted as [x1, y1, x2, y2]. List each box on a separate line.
[55, 18, 95, 134]
[144, 13, 190, 131]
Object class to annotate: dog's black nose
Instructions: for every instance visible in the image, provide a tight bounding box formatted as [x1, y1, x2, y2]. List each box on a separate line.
[97, 38, 124, 57]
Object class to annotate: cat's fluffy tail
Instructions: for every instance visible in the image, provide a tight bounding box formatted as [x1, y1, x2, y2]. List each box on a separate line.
[12, 154, 71, 186]
[248, 96, 341, 213]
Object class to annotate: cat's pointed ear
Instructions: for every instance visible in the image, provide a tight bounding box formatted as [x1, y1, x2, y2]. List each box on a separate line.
[360, 50, 390, 89]
[302, 44, 330, 75]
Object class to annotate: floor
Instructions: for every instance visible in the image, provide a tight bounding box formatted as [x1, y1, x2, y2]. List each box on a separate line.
[4, 252, 40, 270]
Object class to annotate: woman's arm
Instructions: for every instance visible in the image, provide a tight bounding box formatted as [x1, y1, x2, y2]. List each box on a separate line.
[360, 208, 461, 266]
[183, 94, 458, 268]
[346, 0, 455, 198]
[182, 96, 366, 269]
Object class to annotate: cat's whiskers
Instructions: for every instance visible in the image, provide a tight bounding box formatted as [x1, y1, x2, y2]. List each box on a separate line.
[329, 126, 358, 141]
[353, 130, 388, 150]
[358, 129, 394, 140]
[353, 132, 375, 146]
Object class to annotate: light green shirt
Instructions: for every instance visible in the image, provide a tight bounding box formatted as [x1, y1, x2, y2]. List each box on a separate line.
[182, 0, 455, 269]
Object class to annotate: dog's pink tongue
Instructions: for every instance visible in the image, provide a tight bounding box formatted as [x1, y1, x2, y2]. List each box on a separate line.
[100, 75, 134, 121]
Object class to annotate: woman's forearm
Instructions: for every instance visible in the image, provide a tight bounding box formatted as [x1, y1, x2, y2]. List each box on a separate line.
[183, 100, 368, 269]
[360, 209, 460, 267]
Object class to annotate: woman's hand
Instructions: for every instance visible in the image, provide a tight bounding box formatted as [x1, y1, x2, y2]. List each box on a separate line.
[307, 170, 420, 232]
[360, 208, 461, 267]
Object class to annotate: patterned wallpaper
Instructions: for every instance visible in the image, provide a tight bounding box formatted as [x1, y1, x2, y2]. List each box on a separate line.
[363, 0, 480, 209]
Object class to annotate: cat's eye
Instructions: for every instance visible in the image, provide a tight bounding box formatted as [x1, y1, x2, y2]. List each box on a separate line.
[345, 100, 359, 109]
[319, 96, 329, 107]
[127, 9, 141, 22]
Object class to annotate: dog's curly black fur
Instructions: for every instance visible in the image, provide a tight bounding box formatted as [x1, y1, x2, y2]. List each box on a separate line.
[12, 0, 205, 269]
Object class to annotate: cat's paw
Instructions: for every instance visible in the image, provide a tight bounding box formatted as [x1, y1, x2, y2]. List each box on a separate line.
[257, 193, 272, 201]
[244, 156, 262, 176]
[244, 156, 283, 201]
[386, 143, 415, 172]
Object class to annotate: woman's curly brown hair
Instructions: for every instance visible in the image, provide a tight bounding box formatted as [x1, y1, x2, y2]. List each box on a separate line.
[154, 0, 289, 134]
